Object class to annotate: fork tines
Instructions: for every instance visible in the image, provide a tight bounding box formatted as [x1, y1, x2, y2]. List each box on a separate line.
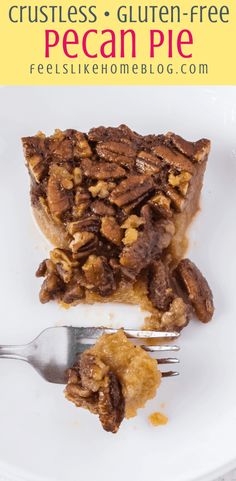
[107, 328, 180, 378]
[71, 327, 180, 378]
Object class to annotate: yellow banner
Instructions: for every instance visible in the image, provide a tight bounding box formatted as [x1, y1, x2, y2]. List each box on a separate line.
[0, 0, 235, 85]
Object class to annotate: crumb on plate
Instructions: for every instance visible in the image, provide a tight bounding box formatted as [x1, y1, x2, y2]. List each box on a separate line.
[148, 411, 168, 426]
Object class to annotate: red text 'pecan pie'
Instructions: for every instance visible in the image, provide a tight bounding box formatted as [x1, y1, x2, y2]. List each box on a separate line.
[65, 330, 161, 433]
[22, 125, 214, 330]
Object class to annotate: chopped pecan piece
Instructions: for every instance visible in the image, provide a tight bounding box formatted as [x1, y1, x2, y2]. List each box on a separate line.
[168, 171, 192, 196]
[38, 264, 63, 304]
[79, 353, 109, 391]
[73, 187, 90, 219]
[49, 165, 74, 190]
[152, 144, 195, 174]
[72, 204, 89, 219]
[96, 141, 136, 168]
[50, 248, 78, 283]
[136, 151, 162, 175]
[120, 219, 175, 276]
[36, 254, 85, 305]
[88, 124, 142, 145]
[166, 132, 211, 163]
[89, 181, 116, 199]
[36, 259, 48, 277]
[82, 255, 116, 296]
[48, 129, 74, 162]
[65, 352, 125, 433]
[110, 175, 154, 209]
[174, 259, 214, 323]
[74, 187, 90, 205]
[48, 130, 92, 161]
[73, 131, 92, 159]
[27, 154, 47, 183]
[121, 214, 145, 245]
[101, 217, 123, 246]
[122, 228, 138, 246]
[73, 167, 83, 186]
[22, 134, 48, 183]
[121, 215, 144, 229]
[81, 158, 126, 180]
[149, 193, 173, 218]
[160, 297, 189, 331]
[91, 200, 115, 216]
[148, 260, 175, 311]
[164, 184, 185, 212]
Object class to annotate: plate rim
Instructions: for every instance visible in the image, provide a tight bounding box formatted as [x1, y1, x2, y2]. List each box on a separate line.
[0, 454, 236, 481]
[1, 84, 236, 481]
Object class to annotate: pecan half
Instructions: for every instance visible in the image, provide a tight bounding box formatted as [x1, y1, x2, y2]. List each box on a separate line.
[62, 283, 85, 304]
[136, 151, 162, 175]
[39, 271, 63, 304]
[96, 141, 136, 168]
[36, 259, 48, 277]
[110, 175, 154, 209]
[174, 259, 214, 323]
[47, 165, 72, 219]
[22, 134, 48, 183]
[48, 130, 74, 162]
[82, 255, 116, 296]
[148, 260, 175, 311]
[164, 184, 185, 212]
[91, 200, 115, 216]
[81, 158, 126, 180]
[166, 132, 211, 163]
[152, 144, 195, 174]
[28, 155, 47, 183]
[120, 219, 175, 276]
[67, 216, 101, 236]
[98, 371, 125, 433]
[69, 232, 98, 257]
[101, 216, 123, 246]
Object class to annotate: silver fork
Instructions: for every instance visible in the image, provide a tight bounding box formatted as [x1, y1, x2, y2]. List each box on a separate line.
[0, 327, 180, 383]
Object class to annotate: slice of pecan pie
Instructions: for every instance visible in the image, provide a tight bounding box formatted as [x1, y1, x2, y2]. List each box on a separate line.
[65, 330, 161, 433]
[22, 125, 214, 330]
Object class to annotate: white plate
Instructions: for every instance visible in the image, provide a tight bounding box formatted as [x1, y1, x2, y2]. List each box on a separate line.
[0, 86, 236, 481]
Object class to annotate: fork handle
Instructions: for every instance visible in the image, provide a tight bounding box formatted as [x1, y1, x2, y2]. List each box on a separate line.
[0, 344, 29, 361]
